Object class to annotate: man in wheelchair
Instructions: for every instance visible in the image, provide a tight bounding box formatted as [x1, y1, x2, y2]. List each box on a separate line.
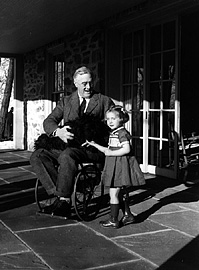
[30, 66, 114, 218]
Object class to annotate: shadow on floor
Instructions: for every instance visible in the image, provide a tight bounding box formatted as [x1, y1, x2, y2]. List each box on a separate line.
[157, 234, 199, 270]
[136, 184, 199, 223]
[126, 176, 181, 209]
[2, 175, 199, 224]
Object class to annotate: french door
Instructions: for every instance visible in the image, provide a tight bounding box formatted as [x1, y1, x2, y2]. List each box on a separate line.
[122, 20, 180, 178]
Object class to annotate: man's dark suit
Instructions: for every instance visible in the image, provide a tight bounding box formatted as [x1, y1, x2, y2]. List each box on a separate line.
[30, 90, 114, 198]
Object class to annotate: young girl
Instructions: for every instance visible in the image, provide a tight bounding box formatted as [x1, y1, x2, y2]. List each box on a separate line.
[86, 105, 145, 228]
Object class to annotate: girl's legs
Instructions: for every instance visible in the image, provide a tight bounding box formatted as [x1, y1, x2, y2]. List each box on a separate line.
[100, 187, 120, 228]
[120, 187, 135, 226]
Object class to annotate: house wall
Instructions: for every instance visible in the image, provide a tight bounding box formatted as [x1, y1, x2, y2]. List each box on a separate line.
[23, 0, 199, 151]
[23, 48, 46, 150]
[64, 28, 105, 94]
[24, 28, 105, 151]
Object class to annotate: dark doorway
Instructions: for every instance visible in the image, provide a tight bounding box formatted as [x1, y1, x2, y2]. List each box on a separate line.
[180, 11, 199, 137]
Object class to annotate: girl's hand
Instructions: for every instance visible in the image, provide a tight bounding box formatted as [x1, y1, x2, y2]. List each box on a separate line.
[84, 140, 107, 154]
[85, 140, 96, 146]
[83, 140, 96, 147]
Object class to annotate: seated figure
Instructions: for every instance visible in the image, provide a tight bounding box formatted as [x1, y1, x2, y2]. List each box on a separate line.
[30, 66, 114, 218]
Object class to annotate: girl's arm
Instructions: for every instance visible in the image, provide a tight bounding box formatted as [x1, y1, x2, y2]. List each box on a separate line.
[86, 140, 131, 156]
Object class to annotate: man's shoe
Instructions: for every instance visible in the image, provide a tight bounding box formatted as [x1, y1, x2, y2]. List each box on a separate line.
[121, 214, 136, 226]
[42, 197, 71, 218]
[99, 217, 120, 229]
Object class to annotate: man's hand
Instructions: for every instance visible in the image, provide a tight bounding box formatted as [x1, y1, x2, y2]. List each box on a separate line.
[56, 126, 74, 143]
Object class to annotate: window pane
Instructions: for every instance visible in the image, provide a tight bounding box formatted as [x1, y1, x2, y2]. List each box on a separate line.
[163, 111, 175, 139]
[123, 85, 132, 107]
[162, 81, 175, 109]
[54, 60, 64, 92]
[149, 140, 160, 165]
[133, 57, 144, 83]
[133, 84, 143, 110]
[150, 53, 161, 81]
[132, 111, 143, 137]
[149, 140, 174, 168]
[150, 83, 160, 109]
[149, 111, 160, 137]
[150, 25, 161, 53]
[133, 29, 144, 55]
[163, 21, 175, 50]
[163, 51, 175, 80]
[123, 33, 132, 58]
[132, 138, 143, 163]
[123, 59, 132, 83]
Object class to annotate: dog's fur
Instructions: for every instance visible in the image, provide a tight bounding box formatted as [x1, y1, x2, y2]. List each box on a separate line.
[34, 114, 110, 152]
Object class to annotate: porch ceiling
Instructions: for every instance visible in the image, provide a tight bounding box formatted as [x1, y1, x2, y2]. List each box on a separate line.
[0, 0, 143, 55]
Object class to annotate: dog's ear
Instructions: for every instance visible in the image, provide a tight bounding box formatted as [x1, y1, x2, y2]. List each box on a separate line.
[34, 133, 68, 151]
[34, 134, 50, 150]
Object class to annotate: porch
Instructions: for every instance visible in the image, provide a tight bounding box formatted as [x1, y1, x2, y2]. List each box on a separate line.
[0, 150, 199, 269]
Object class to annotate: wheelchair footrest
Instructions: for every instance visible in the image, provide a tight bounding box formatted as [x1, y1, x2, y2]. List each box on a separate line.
[36, 210, 69, 220]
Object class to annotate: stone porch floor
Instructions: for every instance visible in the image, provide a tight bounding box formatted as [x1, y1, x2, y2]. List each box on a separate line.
[0, 150, 199, 270]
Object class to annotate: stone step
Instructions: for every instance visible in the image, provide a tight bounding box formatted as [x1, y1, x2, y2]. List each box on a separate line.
[0, 187, 36, 212]
[0, 178, 37, 196]
[0, 160, 30, 170]
[0, 175, 37, 212]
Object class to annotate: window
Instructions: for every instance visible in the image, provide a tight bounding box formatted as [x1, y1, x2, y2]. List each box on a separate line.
[53, 54, 65, 104]
[122, 29, 144, 163]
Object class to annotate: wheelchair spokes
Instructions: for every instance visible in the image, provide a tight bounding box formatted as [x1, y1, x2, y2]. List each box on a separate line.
[35, 163, 104, 221]
[73, 164, 104, 221]
[35, 179, 57, 212]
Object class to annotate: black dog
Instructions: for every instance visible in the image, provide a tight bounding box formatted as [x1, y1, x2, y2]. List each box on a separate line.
[34, 114, 110, 152]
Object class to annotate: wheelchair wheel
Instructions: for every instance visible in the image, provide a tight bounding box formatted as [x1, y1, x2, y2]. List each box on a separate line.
[35, 179, 56, 212]
[73, 164, 104, 221]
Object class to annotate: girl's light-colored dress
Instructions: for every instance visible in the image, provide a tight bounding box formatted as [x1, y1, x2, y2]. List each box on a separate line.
[102, 126, 145, 187]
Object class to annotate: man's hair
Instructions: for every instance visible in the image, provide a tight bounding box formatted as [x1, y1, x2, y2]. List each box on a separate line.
[73, 66, 92, 80]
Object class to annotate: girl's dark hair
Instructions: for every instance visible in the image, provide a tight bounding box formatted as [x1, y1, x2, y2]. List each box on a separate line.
[106, 105, 129, 124]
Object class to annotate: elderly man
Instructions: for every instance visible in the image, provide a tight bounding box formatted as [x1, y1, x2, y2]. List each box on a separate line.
[30, 66, 114, 218]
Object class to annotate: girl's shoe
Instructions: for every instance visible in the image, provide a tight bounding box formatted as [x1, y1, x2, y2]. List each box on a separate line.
[121, 214, 135, 226]
[99, 217, 120, 228]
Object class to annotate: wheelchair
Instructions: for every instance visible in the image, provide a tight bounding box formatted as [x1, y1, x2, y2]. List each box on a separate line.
[35, 162, 104, 221]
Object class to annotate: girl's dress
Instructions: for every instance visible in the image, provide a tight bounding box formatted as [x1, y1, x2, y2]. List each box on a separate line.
[102, 126, 145, 187]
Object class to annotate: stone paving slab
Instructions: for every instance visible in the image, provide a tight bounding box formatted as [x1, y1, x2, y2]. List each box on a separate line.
[0, 222, 29, 255]
[154, 185, 199, 203]
[0, 179, 36, 196]
[96, 260, 157, 270]
[114, 229, 198, 269]
[0, 150, 32, 160]
[0, 151, 32, 172]
[133, 201, 187, 223]
[153, 188, 181, 200]
[149, 209, 199, 237]
[0, 164, 36, 175]
[0, 252, 49, 270]
[177, 200, 199, 212]
[156, 235, 199, 270]
[0, 193, 36, 213]
[1, 151, 199, 269]
[84, 215, 169, 239]
[1, 194, 199, 270]
[0, 169, 36, 185]
[0, 203, 77, 232]
[17, 223, 145, 270]
[171, 183, 190, 192]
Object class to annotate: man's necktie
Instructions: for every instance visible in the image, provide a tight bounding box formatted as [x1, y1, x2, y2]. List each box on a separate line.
[79, 98, 86, 117]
